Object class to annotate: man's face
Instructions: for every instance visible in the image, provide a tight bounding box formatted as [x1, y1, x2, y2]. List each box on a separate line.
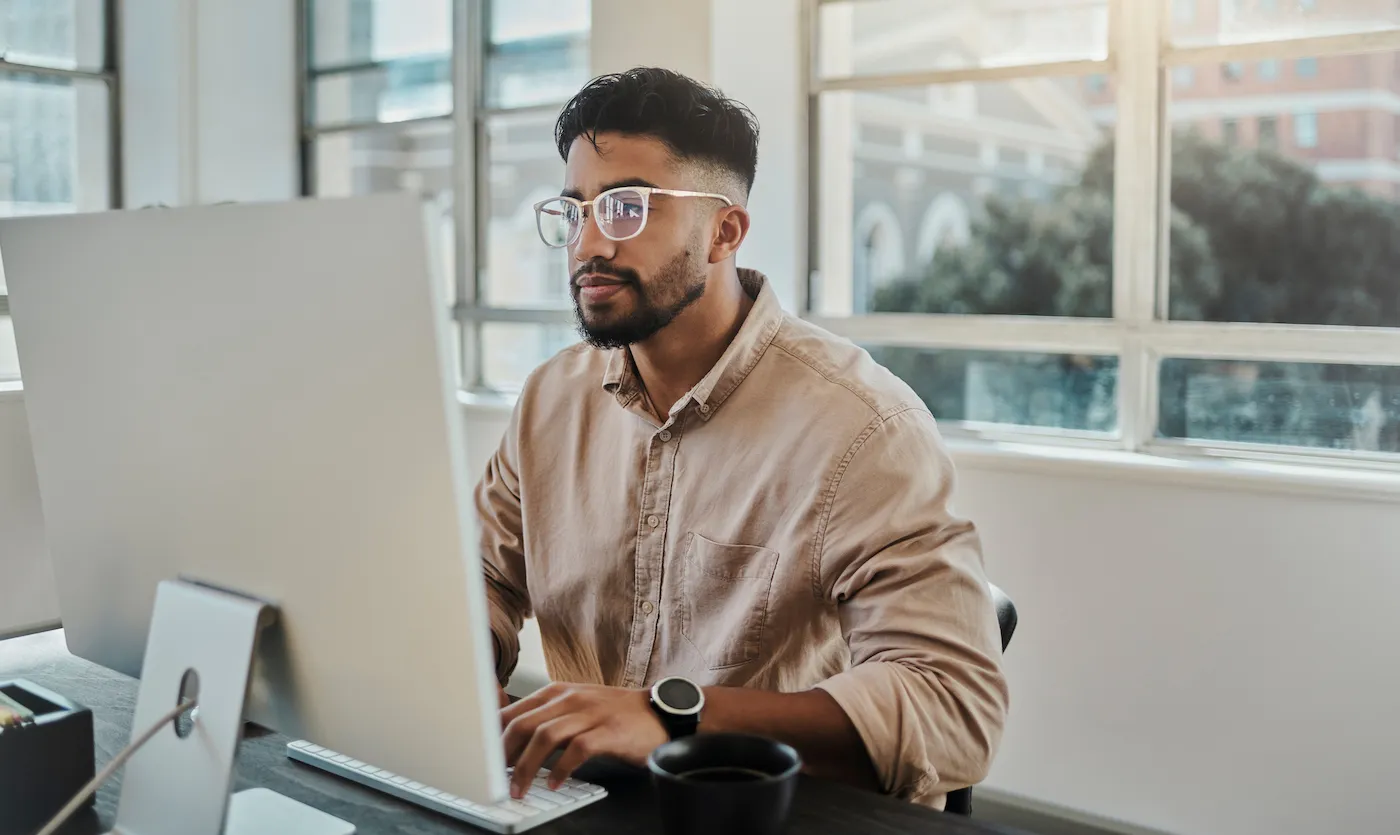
[562, 132, 713, 348]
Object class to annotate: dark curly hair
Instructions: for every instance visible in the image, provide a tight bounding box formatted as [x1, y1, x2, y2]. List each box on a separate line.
[554, 67, 760, 197]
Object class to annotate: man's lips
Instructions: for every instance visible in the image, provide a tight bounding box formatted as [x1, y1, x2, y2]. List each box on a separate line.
[574, 273, 632, 303]
[574, 273, 629, 288]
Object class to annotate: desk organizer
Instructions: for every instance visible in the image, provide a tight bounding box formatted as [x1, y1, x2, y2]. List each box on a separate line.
[0, 679, 94, 833]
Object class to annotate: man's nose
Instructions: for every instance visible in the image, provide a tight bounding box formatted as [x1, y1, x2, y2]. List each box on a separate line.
[571, 210, 617, 264]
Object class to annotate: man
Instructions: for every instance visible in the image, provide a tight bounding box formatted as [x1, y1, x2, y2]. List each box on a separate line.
[476, 67, 1008, 809]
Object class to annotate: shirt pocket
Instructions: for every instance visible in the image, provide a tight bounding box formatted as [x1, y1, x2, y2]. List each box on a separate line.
[679, 532, 780, 670]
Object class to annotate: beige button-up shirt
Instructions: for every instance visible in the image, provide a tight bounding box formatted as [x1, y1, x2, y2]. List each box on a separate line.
[476, 270, 1008, 807]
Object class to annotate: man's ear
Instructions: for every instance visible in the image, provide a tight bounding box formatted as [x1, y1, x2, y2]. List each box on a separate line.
[709, 204, 751, 264]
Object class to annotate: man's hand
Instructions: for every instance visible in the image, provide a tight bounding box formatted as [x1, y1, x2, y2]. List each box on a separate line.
[500, 682, 666, 799]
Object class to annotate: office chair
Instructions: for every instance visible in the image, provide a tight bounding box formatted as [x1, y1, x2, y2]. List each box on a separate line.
[943, 582, 1017, 817]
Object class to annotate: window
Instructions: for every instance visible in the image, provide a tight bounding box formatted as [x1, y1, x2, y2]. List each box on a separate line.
[1221, 117, 1240, 146]
[810, 0, 1400, 461]
[1257, 115, 1279, 150]
[301, 0, 591, 390]
[0, 0, 118, 382]
[1294, 110, 1319, 148]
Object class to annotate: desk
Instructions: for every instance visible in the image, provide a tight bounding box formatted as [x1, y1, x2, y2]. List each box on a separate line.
[1, 631, 1031, 835]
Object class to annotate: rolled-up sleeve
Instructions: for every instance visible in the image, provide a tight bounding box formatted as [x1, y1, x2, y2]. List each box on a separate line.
[813, 407, 1009, 806]
[473, 402, 532, 686]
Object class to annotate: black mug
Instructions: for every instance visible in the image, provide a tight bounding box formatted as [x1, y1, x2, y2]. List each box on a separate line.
[647, 733, 802, 835]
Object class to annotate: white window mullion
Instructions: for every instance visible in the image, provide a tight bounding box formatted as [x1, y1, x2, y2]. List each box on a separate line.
[813, 58, 1112, 94]
[1144, 321, 1400, 366]
[1167, 26, 1400, 66]
[809, 314, 1123, 355]
[1111, 0, 1165, 452]
[455, 0, 484, 388]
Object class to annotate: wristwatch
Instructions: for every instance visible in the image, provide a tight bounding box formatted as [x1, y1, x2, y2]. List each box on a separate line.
[648, 676, 704, 739]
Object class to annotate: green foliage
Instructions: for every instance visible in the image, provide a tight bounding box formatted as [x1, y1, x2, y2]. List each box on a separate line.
[868, 130, 1400, 449]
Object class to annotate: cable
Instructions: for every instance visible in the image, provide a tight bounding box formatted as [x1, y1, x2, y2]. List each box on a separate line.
[34, 698, 197, 835]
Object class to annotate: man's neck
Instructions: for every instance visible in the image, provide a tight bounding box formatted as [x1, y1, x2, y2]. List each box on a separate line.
[630, 268, 754, 421]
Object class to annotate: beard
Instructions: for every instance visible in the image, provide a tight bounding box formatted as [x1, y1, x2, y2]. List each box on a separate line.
[571, 247, 707, 349]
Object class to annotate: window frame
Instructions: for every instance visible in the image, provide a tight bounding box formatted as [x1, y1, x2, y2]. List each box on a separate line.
[0, 0, 123, 325]
[296, 0, 580, 391]
[804, 0, 1400, 470]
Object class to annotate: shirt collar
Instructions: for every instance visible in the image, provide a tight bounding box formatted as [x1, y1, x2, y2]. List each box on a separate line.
[601, 269, 784, 421]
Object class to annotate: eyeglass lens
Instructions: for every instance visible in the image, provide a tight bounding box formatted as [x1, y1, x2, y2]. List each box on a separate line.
[536, 189, 647, 246]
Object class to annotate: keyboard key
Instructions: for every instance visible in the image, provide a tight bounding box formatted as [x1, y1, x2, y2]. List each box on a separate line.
[331, 754, 353, 765]
[480, 808, 523, 825]
[389, 776, 410, 786]
[555, 785, 592, 800]
[521, 794, 558, 811]
[528, 785, 575, 805]
[405, 781, 425, 791]
[344, 760, 365, 770]
[288, 740, 311, 751]
[419, 788, 441, 798]
[504, 799, 541, 817]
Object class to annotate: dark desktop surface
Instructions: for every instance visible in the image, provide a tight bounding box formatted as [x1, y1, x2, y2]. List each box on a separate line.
[0, 630, 1034, 835]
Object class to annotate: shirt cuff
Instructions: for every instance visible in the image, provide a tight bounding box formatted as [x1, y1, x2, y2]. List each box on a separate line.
[815, 661, 940, 801]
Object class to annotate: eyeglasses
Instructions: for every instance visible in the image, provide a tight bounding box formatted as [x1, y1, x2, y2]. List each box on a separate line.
[533, 186, 733, 249]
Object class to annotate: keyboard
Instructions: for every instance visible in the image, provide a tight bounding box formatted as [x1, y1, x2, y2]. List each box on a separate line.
[285, 740, 608, 834]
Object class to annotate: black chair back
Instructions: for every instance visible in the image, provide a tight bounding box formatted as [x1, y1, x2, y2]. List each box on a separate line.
[942, 583, 1016, 816]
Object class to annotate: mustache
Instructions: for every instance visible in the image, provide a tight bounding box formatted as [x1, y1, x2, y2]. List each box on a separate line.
[571, 260, 640, 287]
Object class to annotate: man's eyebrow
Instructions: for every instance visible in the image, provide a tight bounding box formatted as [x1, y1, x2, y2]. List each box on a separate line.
[560, 178, 661, 201]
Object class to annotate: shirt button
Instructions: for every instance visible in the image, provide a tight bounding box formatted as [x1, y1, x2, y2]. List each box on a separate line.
[658, 430, 672, 442]
[699, 404, 711, 415]
[641, 601, 655, 614]
[647, 515, 660, 528]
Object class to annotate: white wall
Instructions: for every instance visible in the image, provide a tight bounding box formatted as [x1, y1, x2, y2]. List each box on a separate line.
[0, 392, 56, 636]
[122, 0, 298, 207]
[955, 463, 1400, 835]
[710, 0, 806, 310]
[590, 0, 713, 82]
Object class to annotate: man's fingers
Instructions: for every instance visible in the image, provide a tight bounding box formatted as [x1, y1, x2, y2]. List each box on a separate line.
[510, 715, 591, 799]
[502, 696, 576, 765]
[545, 732, 602, 790]
[500, 685, 555, 724]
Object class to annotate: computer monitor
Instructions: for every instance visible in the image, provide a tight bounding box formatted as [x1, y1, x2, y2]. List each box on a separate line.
[0, 194, 509, 826]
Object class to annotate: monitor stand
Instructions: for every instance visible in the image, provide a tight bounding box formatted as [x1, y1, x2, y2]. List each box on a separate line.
[108, 579, 354, 835]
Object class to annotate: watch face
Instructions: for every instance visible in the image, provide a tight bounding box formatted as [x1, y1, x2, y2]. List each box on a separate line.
[656, 677, 702, 713]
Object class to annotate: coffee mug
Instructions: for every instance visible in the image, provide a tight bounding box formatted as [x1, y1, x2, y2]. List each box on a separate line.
[647, 733, 801, 835]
